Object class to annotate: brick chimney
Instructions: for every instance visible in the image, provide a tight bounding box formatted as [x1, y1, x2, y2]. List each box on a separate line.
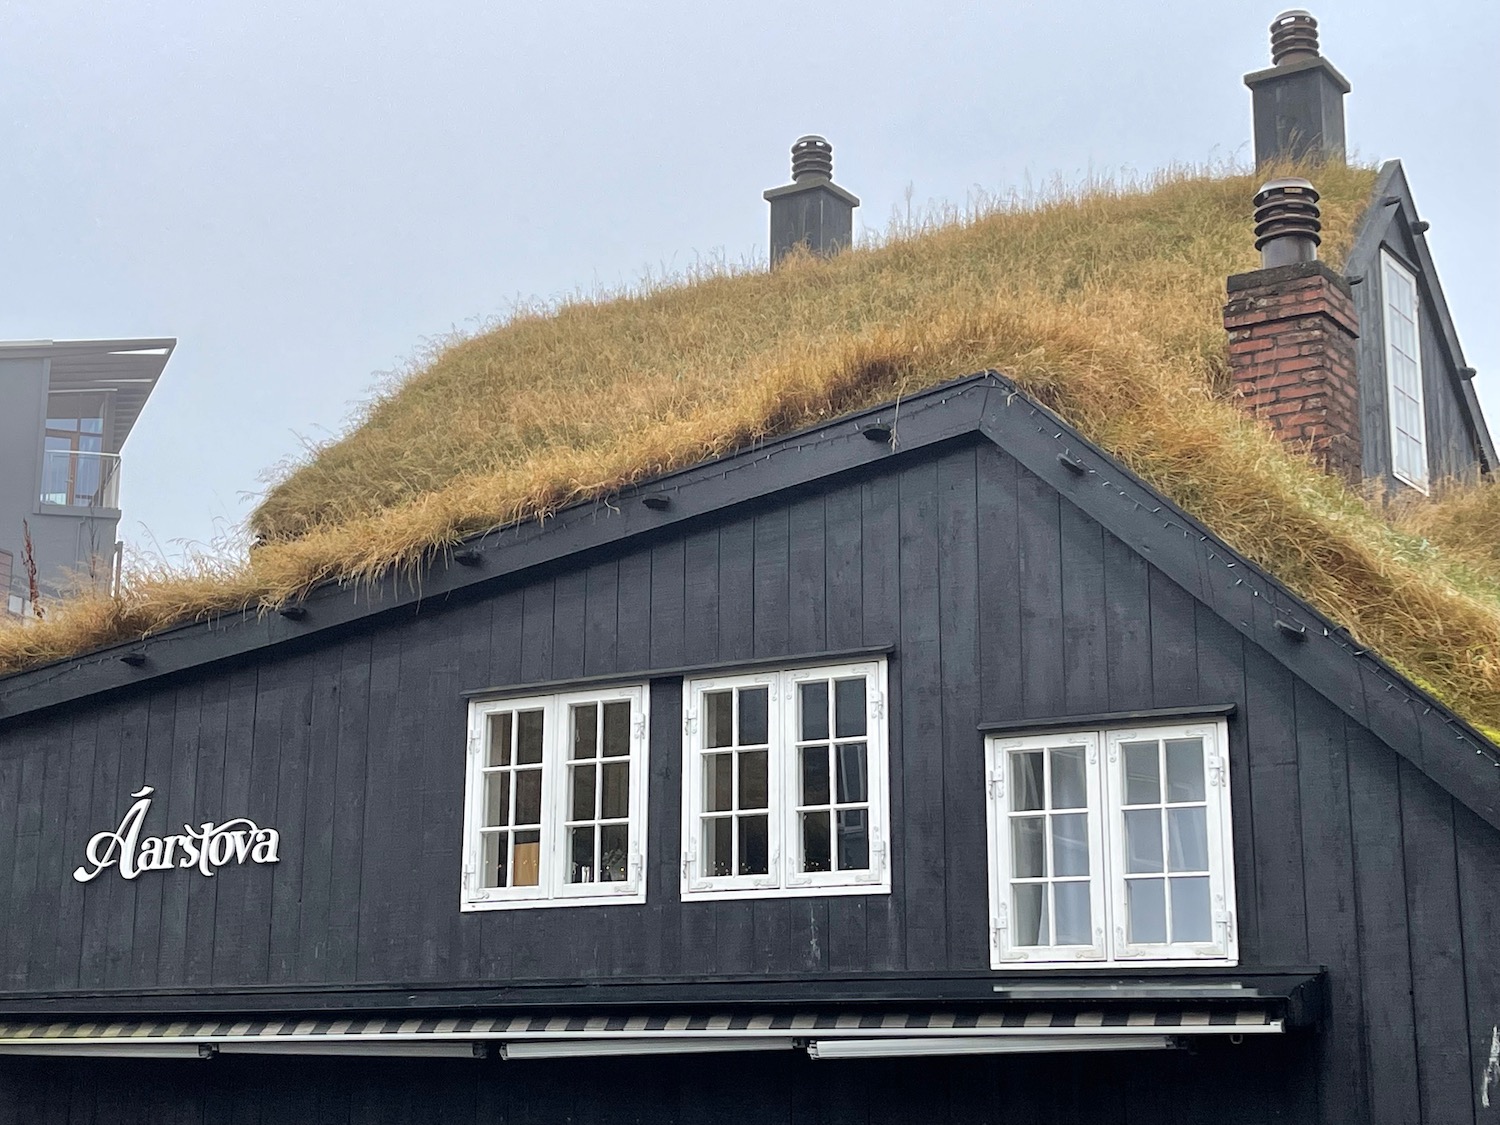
[764, 136, 860, 267]
[1224, 177, 1362, 485]
[1244, 10, 1349, 168]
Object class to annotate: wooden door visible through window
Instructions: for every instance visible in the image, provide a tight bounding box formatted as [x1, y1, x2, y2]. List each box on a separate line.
[42, 416, 105, 505]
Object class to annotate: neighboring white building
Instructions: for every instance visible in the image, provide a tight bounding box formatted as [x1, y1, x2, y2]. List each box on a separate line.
[0, 338, 173, 616]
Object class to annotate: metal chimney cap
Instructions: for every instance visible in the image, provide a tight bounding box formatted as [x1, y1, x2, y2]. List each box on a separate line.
[1253, 177, 1322, 268]
[1270, 9, 1320, 66]
[791, 135, 834, 181]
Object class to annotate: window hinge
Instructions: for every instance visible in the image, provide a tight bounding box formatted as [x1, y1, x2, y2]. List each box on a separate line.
[681, 842, 697, 883]
[629, 849, 643, 881]
[873, 838, 888, 875]
[1208, 753, 1225, 788]
[467, 732, 483, 757]
[633, 716, 647, 741]
[683, 711, 698, 738]
[987, 766, 1005, 800]
[871, 689, 886, 722]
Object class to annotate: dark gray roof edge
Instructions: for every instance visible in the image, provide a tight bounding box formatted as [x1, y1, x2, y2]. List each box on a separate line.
[0, 373, 995, 720]
[1348, 160, 1496, 470]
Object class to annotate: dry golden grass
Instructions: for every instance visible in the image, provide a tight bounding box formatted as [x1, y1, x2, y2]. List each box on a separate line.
[4, 161, 1499, 741]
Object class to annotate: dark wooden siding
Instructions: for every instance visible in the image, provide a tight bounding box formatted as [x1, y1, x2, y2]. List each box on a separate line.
[0, 439, 1497, 1120]
[1348, 213, 1484, 488]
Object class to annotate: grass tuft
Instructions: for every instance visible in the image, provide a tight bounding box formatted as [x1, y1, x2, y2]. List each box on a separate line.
[3, 160, 1499, 741]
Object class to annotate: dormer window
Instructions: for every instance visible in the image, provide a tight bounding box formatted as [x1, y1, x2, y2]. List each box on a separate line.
[1381, 250, 1428, 491]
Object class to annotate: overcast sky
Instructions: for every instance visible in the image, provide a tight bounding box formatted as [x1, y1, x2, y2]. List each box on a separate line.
[2, 0, 1495, 558]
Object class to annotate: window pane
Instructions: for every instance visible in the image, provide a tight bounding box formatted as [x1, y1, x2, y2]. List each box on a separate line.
[801, 745, 830, 805]
[513, 830, 541, 887]
[1011, 816, 1046, 878]
[1165, 739, 1205, 802]
[1013, 884, 1048, 946]
[571, 826, 596, 883]
[1171, 877, 1212, 943]
[1123, 741, 1159, 804]
[799, 681, 829, 741]
[1051, 813, 1089, 877]
[704, 753, 733, 812]
[482, 832, 506, 888]
[834, 677, 866, 737]
[515, 769, 543, 826]
[1124, 809, 1163, 873]
[1054, 882, 1091, 946]
[484, 773, 510, 827]
[602, 701, 632, 757]
[837, 809, 870, 870]
[1127, 878, 1166, 943]
[739, 816, 769, 875]
[1168, 807, 1209, 872]
[1050, 746, 1087, 809]
[1011, 751, 1044, 812]
[739, 687, 769, 746]
[571, 703, 598, 759]
[601, 761, 630, 820]
[705, 691, 734, 749]
[600, 823, 629, 882]
[835, 743, 868, 804]
[705, 817, 733, 877]
[802, 811, 831, 872]
[487, 713, 512, 766]
[570, 764, 596, 821]
[739, 750, 768, 810]
[516, 710, 545, 765]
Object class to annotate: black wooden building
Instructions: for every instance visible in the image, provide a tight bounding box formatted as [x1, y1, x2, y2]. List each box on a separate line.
[3, 11, 1499, 1124]
[0, 366, 1498, 1123]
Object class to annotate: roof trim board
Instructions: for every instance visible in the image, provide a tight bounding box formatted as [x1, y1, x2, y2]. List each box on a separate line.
[0, 372, 1496, 833]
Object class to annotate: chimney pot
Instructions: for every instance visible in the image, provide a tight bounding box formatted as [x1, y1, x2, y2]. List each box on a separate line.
[791, 135, 834, 181]
[1269, 9, 1321, 65]
[1253, 177, 1322, 268]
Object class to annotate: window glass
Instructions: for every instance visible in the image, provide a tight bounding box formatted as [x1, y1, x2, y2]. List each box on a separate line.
[464, 688, 646, 910]
[987, 722, 1235, 967]
[682, 660, 888, 898]
[1382, 251, 1428, 489]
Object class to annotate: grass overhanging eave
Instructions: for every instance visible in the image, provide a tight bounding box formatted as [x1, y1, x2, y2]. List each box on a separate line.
[3, 160, 1499, 745]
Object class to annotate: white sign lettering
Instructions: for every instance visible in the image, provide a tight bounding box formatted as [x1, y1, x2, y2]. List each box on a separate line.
[73, 785, 281, 883]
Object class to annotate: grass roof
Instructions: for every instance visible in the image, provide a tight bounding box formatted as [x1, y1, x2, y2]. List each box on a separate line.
[4, 160, 1499, 742]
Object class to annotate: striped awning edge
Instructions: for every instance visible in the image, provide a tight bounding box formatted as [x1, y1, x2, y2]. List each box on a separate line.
[0, 1007, 1283, 1045]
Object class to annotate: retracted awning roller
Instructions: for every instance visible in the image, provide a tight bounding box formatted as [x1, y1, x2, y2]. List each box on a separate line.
[0, 1006, 1285, 1059]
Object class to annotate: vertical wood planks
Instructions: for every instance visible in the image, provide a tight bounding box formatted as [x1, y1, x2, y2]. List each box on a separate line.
[1400, 761, 1478, 1125]
[937, 447, 984, 969]
[898, 458, 944, 971]
[1345, 724, 1421, 1125]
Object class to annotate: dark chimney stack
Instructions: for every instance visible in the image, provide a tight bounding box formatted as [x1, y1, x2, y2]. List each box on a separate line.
[764, 135, 860, 267]
[1225, 177, 1362, 485]
[1244, 10, 1349, 168]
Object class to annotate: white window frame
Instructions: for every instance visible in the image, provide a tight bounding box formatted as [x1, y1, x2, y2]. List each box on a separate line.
[985, 719, 1236, 969]
[680, 659, 890, 901]
[460, 685, 649, 911]
[1381, 249, 1429, 493]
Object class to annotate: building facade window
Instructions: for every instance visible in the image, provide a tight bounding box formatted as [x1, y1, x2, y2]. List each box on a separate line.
[1381, 249, 1428, 491]
[461, 686, 648, 910]
[985, 720, 1236, 968]
[680, 659, 890, 900]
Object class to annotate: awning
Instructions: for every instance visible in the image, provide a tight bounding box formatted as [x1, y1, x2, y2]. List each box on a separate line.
[0, 1005, 1285, 1059]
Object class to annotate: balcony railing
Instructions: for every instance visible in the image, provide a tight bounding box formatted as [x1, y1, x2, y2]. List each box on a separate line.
[40, 449, 121, 510]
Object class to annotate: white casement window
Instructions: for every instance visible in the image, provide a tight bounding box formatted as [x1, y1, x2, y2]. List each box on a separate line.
[461, 686, 648, 910]
[681, 659, 890, 900]
[1381, 250, 1428, 492]
[985, 720, 1236, 968]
